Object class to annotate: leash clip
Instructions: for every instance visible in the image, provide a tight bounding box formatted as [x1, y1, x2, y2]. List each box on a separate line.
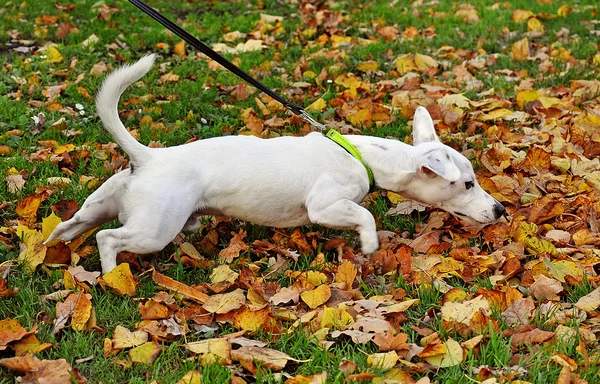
[297, 109, 328, 131]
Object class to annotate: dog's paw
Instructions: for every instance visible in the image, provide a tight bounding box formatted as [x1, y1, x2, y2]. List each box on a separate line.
[361, 239, 379, 255]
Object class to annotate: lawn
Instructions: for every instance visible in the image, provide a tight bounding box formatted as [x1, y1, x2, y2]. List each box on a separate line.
[1, 0, 600, 383]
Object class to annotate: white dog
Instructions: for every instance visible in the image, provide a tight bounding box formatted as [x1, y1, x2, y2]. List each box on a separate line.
[46, 55, 504, 274]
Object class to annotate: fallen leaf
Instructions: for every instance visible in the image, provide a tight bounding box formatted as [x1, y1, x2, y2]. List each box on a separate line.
[300, 284, 331, 309]
[98, 263, 137, 296]
[112, 325, 149, 349]
[129, 341, 162, 364]
[152, 270, 209, 303]
[202, 288, 246, 314]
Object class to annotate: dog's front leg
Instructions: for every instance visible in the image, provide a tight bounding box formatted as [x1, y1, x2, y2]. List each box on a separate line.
[308, 199, 378, 254]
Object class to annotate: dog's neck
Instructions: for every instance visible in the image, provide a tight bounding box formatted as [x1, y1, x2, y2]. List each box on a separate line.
[344, 135, 418, 191]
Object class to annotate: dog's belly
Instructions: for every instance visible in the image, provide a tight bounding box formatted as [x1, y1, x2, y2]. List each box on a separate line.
[196, 203, 311, 228]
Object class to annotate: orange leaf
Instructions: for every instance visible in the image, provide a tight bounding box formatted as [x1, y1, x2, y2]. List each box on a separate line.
[152, 270, 209, 303]
[335, 260, 357, 290]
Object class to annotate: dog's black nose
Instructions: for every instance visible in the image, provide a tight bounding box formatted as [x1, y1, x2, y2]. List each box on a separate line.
[493, 202, 505, 219]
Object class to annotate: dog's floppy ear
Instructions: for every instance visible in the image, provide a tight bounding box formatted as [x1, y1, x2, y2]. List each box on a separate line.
[413, 106, 440, 145]
[417, 148, 461, 182]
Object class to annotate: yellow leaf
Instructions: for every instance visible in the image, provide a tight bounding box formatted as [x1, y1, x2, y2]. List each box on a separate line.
[111, 325, 148, 349]
[306, 98, 327, 112]
[202, 288, 245, 314]
[441, 296, 491, 325]
[18, 230, 46, 273]
[395, 54, 417, 75]
[544, 259, 584, 283]
[233, 307, 272, 332]
[300, 284, 331, 309]
[367, 351, 398, 370]
[479, 108, 514, 121]
[438, 93, 470, 109]
[16, 194, 44, 222]
[185, 338, 232, 365]
[334, 74, 362, 90]
[42, 213, 62, 241]
[16, 223, 38, 243]
[210, 264, 238, 284]
[512, 9, 534, 23]
[129, 341, 161, 365]
[177, 370, 202, 384]
[357, 61, 378, 71]
[557, 5, 571, 17]
[512, 37, 529, 61]
[321, 306, 354, 329]
[46, 46, 63, 63]
[335, 260, 357, 290]
[424, 338, 463, 367]
[516, 90, 540, 108]
[414, 53, 438, 71]
[98, 263, 137, 296]
[173, 40, 186, 57]
[305, 271, 328, 286]
[527, 18, 544, 33]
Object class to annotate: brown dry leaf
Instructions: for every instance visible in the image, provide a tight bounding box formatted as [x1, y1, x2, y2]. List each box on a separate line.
[575, 287, 600, 313]
[139, 300, 171, 320]
[300, 284, 331, 309]
[0, 354, 81, 383]
[231, 346, 298, 371]
[112, 325, 149, 349]
[202, 288, 246, 314]
[98, 263, 137, 296]
[152, 269, 209, 303]
[185, 338, 232, 365]
[218, 230, 247, 263]
[129, 341, 162, 364]
[529, 275, 563, 301]
[510, 328, 554, 348]
[67, 265, 100, 285]
[335, 260, 357, 290]
[270, 287, 300, 306]
[502, 297, 535, 326]
[0, 278, 19, 299]
[0, 319, 28, 351]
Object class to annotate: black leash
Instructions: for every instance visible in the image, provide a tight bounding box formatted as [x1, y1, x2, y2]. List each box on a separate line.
[128, 0, 327, 130]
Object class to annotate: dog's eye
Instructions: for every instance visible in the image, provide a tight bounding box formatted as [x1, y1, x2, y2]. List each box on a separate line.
[465, 181, 474, 190]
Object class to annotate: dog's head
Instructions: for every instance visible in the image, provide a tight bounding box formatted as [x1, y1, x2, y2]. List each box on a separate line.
[399, 107, 505, 224]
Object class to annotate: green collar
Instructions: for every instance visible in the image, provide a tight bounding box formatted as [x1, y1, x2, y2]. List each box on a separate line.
[325, 129, 375, 187]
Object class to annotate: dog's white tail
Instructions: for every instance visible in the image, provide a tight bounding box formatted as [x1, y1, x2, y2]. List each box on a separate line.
[96, 54, 155, 165]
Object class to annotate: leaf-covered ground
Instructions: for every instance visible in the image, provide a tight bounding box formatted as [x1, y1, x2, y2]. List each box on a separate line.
[1, 0, 600, 383]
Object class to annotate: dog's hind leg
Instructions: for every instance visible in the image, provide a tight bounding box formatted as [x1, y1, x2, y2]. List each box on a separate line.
[45, 176, 123, 244]
[307, 198, 378, 254]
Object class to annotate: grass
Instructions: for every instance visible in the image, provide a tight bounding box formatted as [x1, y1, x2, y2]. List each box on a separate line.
[2, 0, 600, 382]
